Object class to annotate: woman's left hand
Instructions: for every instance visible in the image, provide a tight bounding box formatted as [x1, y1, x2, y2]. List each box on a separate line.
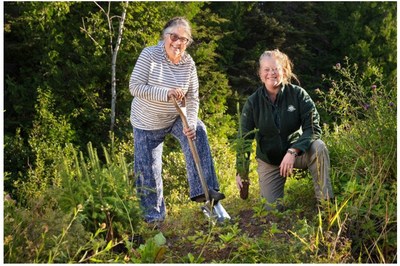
[168, 88, 185, 101]
[279, 153, 296, 177]
[183, 126, 196, 140]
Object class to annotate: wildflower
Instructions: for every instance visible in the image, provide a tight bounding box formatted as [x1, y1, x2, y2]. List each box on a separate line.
[4, 194, 12, 201]
[4, 194, 16, 204]
[42, 224, 49, 233]
[4, 235, 13, 245]
[371, 84, 377, 90]
[389, 102, 394, 107]
[335, 63, 341, 69]
[363, 103, 370, 110]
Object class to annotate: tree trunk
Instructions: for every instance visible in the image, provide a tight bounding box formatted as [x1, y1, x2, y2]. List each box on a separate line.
[110, 1, 128, 131]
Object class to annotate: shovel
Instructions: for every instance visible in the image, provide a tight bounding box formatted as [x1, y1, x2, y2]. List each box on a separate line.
[172, 97, 231, 223]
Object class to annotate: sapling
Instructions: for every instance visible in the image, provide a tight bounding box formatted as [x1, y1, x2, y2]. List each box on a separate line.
[234, 103, 258, 199]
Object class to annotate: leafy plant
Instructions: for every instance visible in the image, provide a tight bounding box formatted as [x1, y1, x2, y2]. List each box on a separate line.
[234, 103, 256, 178]
[54, 141, 141, 241]
[232, 102, 258, 199]
[219, 223, 241, 244]
[317, 59, 397, 263]
[13, 87, 75, 204]
[128, 232, 167, 263]
[4, 196, 89, 263]
[3, 128, 31, 196]
[252, 197, 268, 219]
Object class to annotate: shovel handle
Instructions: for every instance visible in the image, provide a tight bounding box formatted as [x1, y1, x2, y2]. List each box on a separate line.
[172, 97, 210, 202]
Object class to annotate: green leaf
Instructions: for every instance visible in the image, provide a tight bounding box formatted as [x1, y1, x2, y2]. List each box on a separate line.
[154, 232, 166, 246]
[104, 240, 113, 251]
[270, 223, 283, 234]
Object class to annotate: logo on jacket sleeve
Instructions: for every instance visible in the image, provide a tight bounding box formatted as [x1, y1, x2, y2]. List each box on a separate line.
[287, 105, 296, 112]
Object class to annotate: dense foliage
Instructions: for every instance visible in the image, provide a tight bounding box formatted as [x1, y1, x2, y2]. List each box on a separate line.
[3, 1, 397, 263]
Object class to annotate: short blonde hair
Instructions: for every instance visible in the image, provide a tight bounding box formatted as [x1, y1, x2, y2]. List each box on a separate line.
[259, 49, 299, 85]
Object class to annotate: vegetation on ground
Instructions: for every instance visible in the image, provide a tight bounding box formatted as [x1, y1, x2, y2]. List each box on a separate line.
[3, 2, 396, 263]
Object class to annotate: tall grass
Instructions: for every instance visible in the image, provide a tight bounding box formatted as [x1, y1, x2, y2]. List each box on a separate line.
[4, 134, 143, 263]
[316, 58, 397, 262]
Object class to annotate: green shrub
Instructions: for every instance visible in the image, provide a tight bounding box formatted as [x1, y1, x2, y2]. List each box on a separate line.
[4, 195, 89, 263]
[54, 141, 142, 241]
[13, 87, 76, 204]
[4, 194, 131, 263]
[127, 232, 167, 263]
[4, 128, 31, 197]
[317, 59, 396, 263]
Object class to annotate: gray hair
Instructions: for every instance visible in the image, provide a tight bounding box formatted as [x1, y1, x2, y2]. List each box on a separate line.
[162, 17, 193, 44]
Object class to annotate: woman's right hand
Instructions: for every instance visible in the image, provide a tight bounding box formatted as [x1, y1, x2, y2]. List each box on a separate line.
[168, 88, 185, 101]
[236, 174, 243, 190]
[183, 125, 196, 140]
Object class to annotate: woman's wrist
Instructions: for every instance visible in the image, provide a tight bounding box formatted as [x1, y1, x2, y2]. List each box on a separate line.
[287, 148, 299, 157]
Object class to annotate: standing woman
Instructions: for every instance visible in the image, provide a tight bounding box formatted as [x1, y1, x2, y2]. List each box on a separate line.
[236, 49, 334, 211]
[129, 17, 225, 224]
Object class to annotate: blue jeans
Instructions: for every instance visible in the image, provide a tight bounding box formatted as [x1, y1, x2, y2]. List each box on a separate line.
[133, 117, 220, 223]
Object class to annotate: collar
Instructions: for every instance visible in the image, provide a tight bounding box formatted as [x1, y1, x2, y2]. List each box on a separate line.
[158, 41, 188, 65]
[262, 84, 285, 102]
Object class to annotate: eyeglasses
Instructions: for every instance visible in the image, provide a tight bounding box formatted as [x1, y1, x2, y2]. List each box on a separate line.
[262, 67, 280, 73]
[167, 33, 190, 44]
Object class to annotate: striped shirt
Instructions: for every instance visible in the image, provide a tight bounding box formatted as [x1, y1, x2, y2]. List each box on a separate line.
[129, 41, 199, 130]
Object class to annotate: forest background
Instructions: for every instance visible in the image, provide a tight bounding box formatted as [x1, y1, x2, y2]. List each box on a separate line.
[3, 1, 397, 263]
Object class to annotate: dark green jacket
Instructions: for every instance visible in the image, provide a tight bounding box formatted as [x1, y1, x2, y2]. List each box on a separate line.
[238, 84, 322, 170]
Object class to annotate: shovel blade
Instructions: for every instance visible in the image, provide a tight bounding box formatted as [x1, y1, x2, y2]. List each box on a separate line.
[201, 202, 231, 223]
[213, 202, 231, 222]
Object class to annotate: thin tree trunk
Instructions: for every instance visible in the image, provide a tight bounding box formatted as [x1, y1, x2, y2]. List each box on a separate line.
[110, 1, 128, 131]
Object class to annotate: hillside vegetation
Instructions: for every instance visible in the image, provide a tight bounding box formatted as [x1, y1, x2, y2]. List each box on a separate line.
[3, 2, 396, 263]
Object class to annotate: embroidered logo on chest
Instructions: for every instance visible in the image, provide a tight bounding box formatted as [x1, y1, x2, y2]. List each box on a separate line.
[287, 105, 296, 112]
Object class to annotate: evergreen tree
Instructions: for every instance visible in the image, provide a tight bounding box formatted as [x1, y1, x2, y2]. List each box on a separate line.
[210, 2, 287, 101]
[210, 2, 396, 105]
[190, 3, 235, 138]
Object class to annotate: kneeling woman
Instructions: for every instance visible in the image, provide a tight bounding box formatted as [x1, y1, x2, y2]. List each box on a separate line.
[236, 49, 334, 211]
